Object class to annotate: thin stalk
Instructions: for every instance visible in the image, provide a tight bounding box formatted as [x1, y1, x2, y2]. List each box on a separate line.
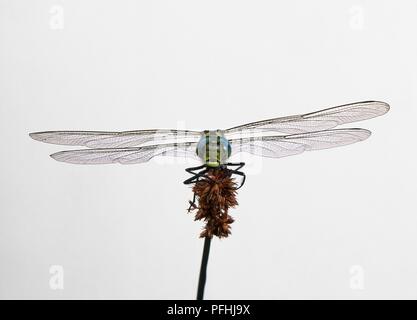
[196, 236, 211, 300]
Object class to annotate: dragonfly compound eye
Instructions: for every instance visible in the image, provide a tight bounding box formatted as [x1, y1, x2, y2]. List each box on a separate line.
[196, 131, 231, 166]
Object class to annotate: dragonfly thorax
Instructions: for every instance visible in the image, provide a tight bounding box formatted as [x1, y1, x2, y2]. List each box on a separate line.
[196, 130, 232, 167]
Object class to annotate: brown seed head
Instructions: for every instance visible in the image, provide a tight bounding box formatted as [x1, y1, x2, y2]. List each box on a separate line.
[188, 168, 239, 238]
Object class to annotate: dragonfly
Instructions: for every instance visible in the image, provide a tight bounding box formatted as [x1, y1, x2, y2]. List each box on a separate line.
[30, 100, 389, 187]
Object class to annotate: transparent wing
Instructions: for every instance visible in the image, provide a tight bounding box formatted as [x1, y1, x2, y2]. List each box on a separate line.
[50, 142, 199, 164]
[225, 101, 389, 135]
[29, 129, 202, 148]
[229, 128, 371, 158]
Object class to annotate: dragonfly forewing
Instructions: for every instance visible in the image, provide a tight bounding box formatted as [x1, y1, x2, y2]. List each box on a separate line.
[29, 129, 202, 148]
[225, 101, 389, 136]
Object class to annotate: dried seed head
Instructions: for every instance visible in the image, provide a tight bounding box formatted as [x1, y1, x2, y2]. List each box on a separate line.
[188, 168, 239, 238]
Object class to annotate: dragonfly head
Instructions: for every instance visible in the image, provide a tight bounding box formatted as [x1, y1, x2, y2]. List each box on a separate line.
[196, 130, 232, 167]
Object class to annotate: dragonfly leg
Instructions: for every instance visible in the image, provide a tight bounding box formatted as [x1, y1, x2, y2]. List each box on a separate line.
[183, 167, 210, 185]
[225, 162, 246, 171]
[184, 164, 220, 185]
[224, 162, 246, 189]
[188, 191, 198, 212]
[185, 164, 207, 175]
[229, 170, 246, 189]
[185, 165, 209, 212]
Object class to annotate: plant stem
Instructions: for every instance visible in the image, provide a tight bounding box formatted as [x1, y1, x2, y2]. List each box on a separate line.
[196, 236, 211, 300]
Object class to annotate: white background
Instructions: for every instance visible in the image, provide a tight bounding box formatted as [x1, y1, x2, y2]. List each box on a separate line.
[1, 0, 416, 299]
